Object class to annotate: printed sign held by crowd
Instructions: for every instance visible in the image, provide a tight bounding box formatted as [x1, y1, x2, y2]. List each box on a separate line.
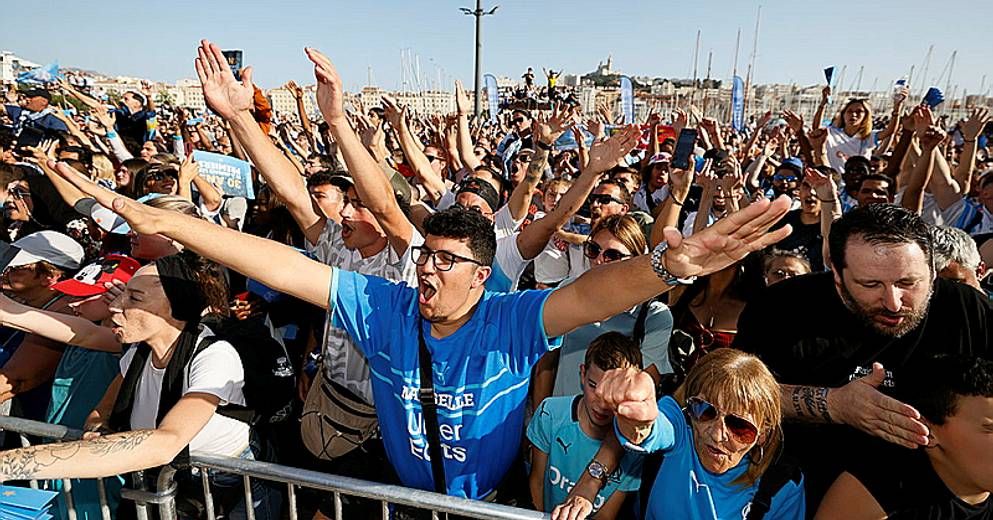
[192, 151, 255, 199]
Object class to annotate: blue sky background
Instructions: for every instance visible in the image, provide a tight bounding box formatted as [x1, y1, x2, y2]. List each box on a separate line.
[4, 0, 991, 94]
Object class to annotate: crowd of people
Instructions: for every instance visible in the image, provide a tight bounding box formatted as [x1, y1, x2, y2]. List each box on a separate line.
[0, 38, 990, 520]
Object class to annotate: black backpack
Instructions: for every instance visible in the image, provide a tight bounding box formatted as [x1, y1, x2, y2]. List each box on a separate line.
[111, 315, 297, 465]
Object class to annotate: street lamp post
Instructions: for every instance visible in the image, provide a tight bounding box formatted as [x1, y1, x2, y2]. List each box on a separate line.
[460, 0, 498, 119]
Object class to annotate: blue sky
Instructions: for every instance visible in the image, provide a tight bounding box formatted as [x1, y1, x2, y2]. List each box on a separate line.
[5, 0, 991, 94]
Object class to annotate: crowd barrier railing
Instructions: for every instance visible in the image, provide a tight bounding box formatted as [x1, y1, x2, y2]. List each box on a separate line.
[0, 416, 550, 520]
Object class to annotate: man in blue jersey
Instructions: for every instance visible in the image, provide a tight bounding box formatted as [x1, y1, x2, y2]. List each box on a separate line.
[42, 39, 795, 501]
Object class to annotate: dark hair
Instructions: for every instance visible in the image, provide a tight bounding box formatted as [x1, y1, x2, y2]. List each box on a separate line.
[595, 179, 633, 206]
[306, 170, 340, 189]
[60, 145, 93, 169]
[422, 206, 496, 266]
[855, 173, 896, 197]
[584, 331, 643, 370]
[897, 355, 993, 426]
[828, 204, 932, 275]
[0, 163, 28, 188]
[63, 159, 88, 176]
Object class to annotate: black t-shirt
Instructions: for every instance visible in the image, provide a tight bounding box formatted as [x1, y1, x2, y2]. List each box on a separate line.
[848, 440, 992, 519]
[770, 209, 824, 269]
[734, 272, 992, 508]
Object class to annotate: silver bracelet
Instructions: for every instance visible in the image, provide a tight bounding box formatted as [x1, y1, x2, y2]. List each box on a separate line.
[650, 241, 697, 286]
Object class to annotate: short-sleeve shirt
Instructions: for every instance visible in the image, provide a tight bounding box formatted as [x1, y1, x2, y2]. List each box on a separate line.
[119, 326, 250, 457]
[307, 219, 422, 403]
[527, 395, 642, 513]
[552, 302, 673, 397]
[825, 126, 878, 172]
[329, 269, 562, 498]
[847, 438, 992, 519]
[942, 198, 993, 236]
[625, 396, 806, 520]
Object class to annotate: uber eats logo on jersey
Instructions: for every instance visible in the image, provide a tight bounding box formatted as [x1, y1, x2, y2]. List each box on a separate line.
[404, 388, 476, 463]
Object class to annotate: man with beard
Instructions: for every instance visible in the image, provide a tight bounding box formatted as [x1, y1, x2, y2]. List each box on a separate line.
[734, 203, 992, 510]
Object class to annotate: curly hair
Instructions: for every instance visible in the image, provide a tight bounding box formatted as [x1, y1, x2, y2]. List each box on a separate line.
[422, 206, 496, 266]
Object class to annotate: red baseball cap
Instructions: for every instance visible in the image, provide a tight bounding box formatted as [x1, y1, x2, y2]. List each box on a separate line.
[52, 254, 140, 297]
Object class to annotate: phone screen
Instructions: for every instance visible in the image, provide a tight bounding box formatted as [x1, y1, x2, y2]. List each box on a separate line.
[671, 128, 698, 170]
[222, 50, 244, 81]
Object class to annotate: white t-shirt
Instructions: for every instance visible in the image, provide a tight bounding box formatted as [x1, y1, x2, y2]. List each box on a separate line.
[438, 191, 524, 241]
[633, 186, 670, 214]
[307, 218, 422, 403]
[895, 188, 945, 226]
[119, 326, 249, 458]
[825, 126, 878, 172]
[681, 210, 720, 237]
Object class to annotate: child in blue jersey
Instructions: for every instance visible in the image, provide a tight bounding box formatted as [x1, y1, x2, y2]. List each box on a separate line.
[528, 332, 643, 518]
[590, 348, 805, 520]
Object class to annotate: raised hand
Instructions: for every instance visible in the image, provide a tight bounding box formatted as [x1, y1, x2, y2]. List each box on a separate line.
[92, 107, 116, 132]
[454, 80, 471, 116]
[960, 107, 991, 141]
[585, 118, 605, 142]
[380, 95, 406, 131]
[178, 152, 200, 184]
[660, 195, 793, 278]
[194, 40, 255, 120]
[911, 105, 935, 134]
[284, 80, 304, 100]
[672, 108, 689, 134]
[920, 125, 946, 150]
[821, 86, 832, 104]
[304, 47, 346, 125]
[827, 363, 929, 449]
[584, 125, 641, 174]
[670, 160, 702, 199]
[47, 160, 165, 236]
[782, 110, 804, 134]
[533, 102, 576, 145]
[757, 110, 773, 129]
[807, 127, 828, 153]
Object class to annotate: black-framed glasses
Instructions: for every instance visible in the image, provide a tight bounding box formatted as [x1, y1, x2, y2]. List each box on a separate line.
[412, 246, 483, 271]
[685, 396, 759, 445]
[589, 194, 624, 206]
[583, 241, 632, 263]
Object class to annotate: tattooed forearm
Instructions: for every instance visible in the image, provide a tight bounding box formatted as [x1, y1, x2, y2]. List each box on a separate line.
[87, 429, 154, 456]
[0, 429, 155, 482]
[525, 148, 549, 183]
[783, 384, 834, 423]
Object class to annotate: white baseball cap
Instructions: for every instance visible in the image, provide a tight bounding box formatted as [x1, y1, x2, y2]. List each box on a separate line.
[8, 231, 85, 270]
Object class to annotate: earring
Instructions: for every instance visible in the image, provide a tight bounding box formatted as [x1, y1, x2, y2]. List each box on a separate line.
[750, 444, 765, 464]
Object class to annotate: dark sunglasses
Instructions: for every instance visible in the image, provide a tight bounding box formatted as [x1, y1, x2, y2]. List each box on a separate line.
[583, 241, 632, 262]
[148, 171, 179, 182]
[685, 396, 759, 445]
[589, 194, 624, 206]
[425, 155, 442, 163]
[512, 118, 526, 124]
[772, 174, 798, 183]
[7, 187, 30, 199]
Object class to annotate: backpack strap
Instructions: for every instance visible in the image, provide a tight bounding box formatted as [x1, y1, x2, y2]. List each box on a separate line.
[108, 343, 152, 433]
[417, 319, 447, 494]
[745, 452, 803, 520]
[632, 300, 652, 346]
[188, 333, 255, 425]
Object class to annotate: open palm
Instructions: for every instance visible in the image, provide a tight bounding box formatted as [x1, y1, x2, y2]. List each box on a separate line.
[585, 125, 641, 174]
[195, 40, 254, 120]
[305, 48, 346, 124]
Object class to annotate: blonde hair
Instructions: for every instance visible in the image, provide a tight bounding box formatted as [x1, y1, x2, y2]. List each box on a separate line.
[143, 194, 201, 218]
[590, 214, 648, 256]
[831, 99, 873, 140]
[674, 348, 782, 488]
[90, 153, 114, 184]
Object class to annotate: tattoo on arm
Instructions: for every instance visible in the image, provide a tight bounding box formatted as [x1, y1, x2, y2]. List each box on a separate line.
[787, 385, 834, 423]
[526, 149, 549, 183]
[0, 430, 154, 482]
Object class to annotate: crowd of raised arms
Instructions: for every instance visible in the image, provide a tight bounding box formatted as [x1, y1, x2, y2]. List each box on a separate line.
[0, 39, 991, 520]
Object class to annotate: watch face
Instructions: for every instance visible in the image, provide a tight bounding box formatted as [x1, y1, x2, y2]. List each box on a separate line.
[588, 461, 606, 479]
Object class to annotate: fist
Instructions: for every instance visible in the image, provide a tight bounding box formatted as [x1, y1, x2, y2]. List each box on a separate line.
[595, 367, 658, 424]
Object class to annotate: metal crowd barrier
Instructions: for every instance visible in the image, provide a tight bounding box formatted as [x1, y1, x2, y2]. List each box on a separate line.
[0, 416, 549, 520]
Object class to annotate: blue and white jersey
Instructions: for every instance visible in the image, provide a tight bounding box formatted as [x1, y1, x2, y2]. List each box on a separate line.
[943, 197, 993, 236]
[618, 396, 806, 520]
[329, 269, 561, 499]
[528, 396, 642, 513]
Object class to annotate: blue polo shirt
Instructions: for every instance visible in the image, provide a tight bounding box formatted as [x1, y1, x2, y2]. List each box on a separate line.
[329, 269, 562, 499]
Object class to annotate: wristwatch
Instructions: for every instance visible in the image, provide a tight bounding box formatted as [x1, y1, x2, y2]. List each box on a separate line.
[650, 241, 697, 286]
[587, 460, 611, 483]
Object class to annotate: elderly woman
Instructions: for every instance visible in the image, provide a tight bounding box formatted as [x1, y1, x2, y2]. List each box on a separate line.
[556, 348, 804, 519]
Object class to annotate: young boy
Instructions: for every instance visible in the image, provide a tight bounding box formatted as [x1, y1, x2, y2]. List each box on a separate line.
[527, 331, 643, 518]
[816, 355, 993, 518]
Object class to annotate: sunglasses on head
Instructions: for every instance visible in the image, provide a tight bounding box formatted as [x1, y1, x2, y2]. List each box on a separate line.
[685, 396, 759, 445]
[589, 194, 624, 206]
[583, 241, 632, 262]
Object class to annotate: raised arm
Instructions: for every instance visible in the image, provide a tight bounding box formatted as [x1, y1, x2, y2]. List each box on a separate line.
[517, 126, 640, 260]
[804, 167, 841, 269]
[286, 80, 314, 142]
[693, 169, 718, 234]
[812, 86, 830, 130]
[0, 294, 120, 353]
[50, 160, 332, 310]
[306, 49, 414, 256]
[383, 97, 447, 203]
[900, 127, 940, 215]
[543, 195, 792, 338]
[195, 40, 325, 244]
[651, 163, 697, 247]
[454, 81, 482, 172]
[954, 108, 991, 195]
[507, 104, 575, 223]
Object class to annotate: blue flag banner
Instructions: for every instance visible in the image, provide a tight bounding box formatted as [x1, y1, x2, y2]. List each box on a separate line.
[484, 74, 499, 122]
[620, 77, 634, 124]
[823, 66, 835, 85]
[192, 151, 255, 199]
[17, 62, 60, 85]
[922, 87, 945, 109]
[553, 127, 595, 151]
[732, 75, 745, 132]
